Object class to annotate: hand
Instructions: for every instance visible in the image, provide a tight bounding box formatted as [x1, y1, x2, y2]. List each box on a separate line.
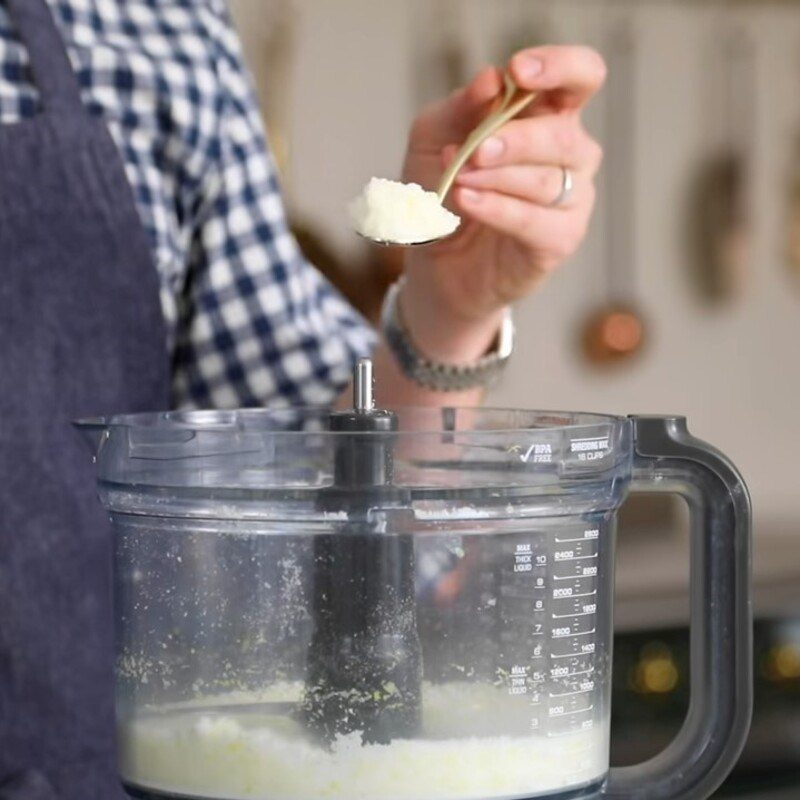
[400, 46, 606, 363]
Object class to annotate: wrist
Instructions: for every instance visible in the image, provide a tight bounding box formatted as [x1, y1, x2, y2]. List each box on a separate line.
[399, 272, 507, 365]
[381, 277, 514, 393]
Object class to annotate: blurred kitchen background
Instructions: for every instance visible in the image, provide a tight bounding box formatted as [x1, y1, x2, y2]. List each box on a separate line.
[227, 1, 799, 797]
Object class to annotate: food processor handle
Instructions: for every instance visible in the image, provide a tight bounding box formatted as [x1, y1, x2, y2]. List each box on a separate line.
[602, 415, 752, 800]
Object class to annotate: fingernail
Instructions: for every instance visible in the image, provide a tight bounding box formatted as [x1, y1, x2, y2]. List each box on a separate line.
[518, 55, 544, 81]
[461, 188, 482, 204]
[478, 137, 505, 163]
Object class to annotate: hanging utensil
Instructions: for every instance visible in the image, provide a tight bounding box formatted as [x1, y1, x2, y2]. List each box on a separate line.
[581, 18, 647, 365]
[497, 0, 556, 66]
[687, 21, 754, 304]
[413, 0, 469, 108]
[786, 38, 800, 285]
[786, 138, 800, 282]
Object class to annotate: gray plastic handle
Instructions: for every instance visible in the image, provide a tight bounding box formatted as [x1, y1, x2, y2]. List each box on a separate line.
[602, 416, 752, 800]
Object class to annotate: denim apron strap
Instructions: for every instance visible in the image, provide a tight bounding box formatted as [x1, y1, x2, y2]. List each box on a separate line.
[4, 0, 83, 114]
[0, 1, 171, 798]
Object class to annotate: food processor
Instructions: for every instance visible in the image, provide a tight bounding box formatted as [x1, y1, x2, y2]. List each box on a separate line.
[78, 359, 752, 800]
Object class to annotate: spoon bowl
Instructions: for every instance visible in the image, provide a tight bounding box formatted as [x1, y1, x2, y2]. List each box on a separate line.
[357, 230, 458, 249]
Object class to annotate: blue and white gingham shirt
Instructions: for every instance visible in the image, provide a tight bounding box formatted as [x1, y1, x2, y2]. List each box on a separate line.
[0, 0, 375, 408]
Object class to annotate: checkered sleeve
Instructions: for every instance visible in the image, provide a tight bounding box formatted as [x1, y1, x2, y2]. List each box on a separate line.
[170, 20, 376, 410]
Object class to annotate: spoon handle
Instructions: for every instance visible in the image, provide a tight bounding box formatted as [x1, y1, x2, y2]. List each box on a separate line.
[436, 75, 537, 203]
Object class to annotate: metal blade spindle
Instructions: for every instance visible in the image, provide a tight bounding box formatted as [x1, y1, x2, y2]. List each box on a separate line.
[304, 359, 421, 745]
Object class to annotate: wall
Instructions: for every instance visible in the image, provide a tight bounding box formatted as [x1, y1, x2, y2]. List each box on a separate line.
[228, 0, 800, 539]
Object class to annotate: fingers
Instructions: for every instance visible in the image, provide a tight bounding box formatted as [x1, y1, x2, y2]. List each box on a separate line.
[411, 65, 504, 147]
[462, 65, 505, 109]
[452, 185, 596, 271]
[508, 46, 607, 110]
[455, 164, 578, 208]
[444, 65, 504, 130]
[410, 46, 606, 154]
[465, 116, 603, 173]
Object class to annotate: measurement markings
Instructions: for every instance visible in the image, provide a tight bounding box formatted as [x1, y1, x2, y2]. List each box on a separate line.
[555, 536, 597, 543]
[550, 687, 593, 698]
[555, 554, 598, 562]
[552, 610, 595, 619]
[551, 650, 594, 659]
[549, 628, 596, 639]
[550, 705, 594, 718]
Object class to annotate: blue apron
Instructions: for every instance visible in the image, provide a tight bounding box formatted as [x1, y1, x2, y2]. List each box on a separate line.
[0, 0, 170, 797]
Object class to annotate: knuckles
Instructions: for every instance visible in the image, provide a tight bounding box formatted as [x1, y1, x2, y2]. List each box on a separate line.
[586, 48, 609, 87]
[556, 46, 608, 88]
[409, 112, 436, 145]
[553, 122, 581, 162]
[548, 235, 580, 266]
[586, 139, 604, 172]
[532, 185, 596, 268]
[538, 168, 563, 202]
[584, 182, 598, 211]
[548, 120, 602, 171]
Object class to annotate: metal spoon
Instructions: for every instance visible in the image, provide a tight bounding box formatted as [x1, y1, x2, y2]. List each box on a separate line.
[362, 72, 537, 248]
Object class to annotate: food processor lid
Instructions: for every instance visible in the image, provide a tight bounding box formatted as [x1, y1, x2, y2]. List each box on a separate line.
[76, 361, 633, 520]
[79, 406, 625, 438]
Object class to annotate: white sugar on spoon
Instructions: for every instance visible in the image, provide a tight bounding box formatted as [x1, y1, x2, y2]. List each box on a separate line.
[350, 73, 536, 248]
[349, 178, 460, 246]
